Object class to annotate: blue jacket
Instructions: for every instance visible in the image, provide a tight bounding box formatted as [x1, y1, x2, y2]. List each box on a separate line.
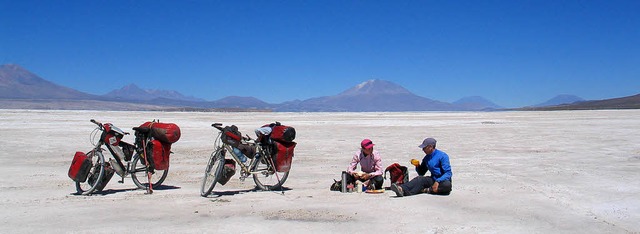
[416, 149, 452, 182]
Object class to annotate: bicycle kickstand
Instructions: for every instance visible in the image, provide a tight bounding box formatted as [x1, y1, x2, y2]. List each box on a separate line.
[145, 171, 153, 194]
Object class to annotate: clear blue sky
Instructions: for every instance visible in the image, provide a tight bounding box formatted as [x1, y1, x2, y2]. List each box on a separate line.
[2, 1, 639, 107]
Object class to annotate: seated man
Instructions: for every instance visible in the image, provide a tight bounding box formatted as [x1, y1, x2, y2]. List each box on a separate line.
[344, 139, 384, 190]
[391, 137, 453, 197]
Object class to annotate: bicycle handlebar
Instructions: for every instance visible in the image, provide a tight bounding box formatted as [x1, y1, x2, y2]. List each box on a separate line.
[90, 119, 102, 128]
[90, 119, 129, 135]
[212, 123, 253, 141]
[212, 123, 223, 131]
[132, 127, 150, 134]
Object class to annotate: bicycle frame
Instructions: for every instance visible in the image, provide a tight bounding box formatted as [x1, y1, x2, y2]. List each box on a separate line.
[213, 131, 264, 178]
[201, 123, 289, 197]
[74, 119, 167, 195]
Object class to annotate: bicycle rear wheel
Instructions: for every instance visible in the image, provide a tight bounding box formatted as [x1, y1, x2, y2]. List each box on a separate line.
[200, 147, 225, 197]
[75, 151, 105, 195]
[252, 154, 289, 191]
[130, 153, 169, 189]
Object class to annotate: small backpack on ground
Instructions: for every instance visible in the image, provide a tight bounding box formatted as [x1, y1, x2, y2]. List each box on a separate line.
[330, 179, 342, 191]
[385, 163, 409, 185]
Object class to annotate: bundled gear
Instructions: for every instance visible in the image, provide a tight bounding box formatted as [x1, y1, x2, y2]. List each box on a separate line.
[136, 121, 181, 172]
[259, 122, 297, 173]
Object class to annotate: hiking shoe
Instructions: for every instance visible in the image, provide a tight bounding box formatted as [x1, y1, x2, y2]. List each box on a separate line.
[391, 183, 404, 197]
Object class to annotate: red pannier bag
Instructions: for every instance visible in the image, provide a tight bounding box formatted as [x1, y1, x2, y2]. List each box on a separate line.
[69, 151, 92, 182]
[139, 122, 181, 144]
[270, 125, 296, 142]
[272, 141, 296, 172]
[148, 139, 171, 170]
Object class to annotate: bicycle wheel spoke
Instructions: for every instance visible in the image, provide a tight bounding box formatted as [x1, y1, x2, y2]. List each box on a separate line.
[252, 155, 289, 191]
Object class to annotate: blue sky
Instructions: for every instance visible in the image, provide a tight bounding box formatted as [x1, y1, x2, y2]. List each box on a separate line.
[2, 1, 639, 107]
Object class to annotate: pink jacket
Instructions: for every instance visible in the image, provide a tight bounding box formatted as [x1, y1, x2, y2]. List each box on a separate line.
[347, 150, 383, 176]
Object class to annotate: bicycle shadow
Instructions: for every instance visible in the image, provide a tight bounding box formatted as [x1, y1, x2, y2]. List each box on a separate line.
[73, 185, 181, 196]
[208, 186, 292, 197]
[151, 185, 181, 191]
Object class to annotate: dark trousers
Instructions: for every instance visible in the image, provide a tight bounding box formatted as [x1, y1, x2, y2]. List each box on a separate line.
[343, 171, 384, 190]
[400, 176, 452, 196]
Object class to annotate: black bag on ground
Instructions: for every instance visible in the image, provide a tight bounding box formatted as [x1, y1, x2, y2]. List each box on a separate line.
[330, 179, 342, 191]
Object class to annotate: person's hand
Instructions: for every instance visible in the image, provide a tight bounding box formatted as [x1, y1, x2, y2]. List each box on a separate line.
[411, 159, 420, 167]
[361, 173, 371, 180]
[351, 172, 360, 179]
[431, 181, 439, 193]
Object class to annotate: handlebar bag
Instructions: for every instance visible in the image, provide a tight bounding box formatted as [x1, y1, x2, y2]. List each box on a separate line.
[68, 151, 92, 182]
[221, 125, 242, 147]
[272, 141, 296, 172]
[139, 122, 181, 144]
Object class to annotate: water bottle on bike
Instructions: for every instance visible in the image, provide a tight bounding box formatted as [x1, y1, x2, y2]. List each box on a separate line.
[232, 147, 248, 165]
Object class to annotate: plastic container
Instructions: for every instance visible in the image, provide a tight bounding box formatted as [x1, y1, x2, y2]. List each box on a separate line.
[232, 147, 247, 163]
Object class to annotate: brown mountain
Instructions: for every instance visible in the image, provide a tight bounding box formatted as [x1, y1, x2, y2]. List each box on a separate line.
[276, 79, 455, 111]
[0, 64, 96, 99]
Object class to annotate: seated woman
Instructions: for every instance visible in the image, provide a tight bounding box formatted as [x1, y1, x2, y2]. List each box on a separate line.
[343, 139, 384, 190]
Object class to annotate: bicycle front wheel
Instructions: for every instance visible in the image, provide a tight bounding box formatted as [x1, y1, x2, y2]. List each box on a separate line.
[252, 155, 289, 191]
[131, 153, 169, 189]
[75, 151, 105, 195]
[200, 147, 225, 197]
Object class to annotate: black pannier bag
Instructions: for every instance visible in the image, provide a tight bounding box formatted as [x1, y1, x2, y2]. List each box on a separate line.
[218, 159, 236, 185]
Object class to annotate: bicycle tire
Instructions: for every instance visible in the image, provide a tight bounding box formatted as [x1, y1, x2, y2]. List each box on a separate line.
[252, 154, 289, 191]
[130, 153, 168, 189]
[75, 151, 105, 195]
[200, 147, 225, 197]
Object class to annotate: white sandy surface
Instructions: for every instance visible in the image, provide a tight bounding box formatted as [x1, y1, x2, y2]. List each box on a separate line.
[0, 109, 639, 233]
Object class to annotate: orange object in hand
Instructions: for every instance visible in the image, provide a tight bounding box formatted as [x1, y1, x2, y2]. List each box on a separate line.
[410, 159, 420, 167]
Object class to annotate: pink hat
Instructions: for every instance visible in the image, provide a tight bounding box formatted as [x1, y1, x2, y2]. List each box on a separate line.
[361, 139, 375, 149]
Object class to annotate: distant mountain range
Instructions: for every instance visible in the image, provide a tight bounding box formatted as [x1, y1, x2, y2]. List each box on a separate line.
[531, 94, 585, 107]
[0, 64, 97, 100]
[1, 64, 638, 111]
[276, 80, 456, 111]
[521, 94, 640, 110]
[104, 84, 205, 102]
[453, 96, 503, 111]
